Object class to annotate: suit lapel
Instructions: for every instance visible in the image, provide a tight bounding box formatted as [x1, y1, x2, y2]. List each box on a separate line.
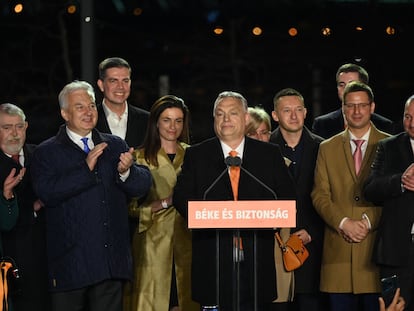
[341, 130, 357, 179]
[398, 134, 414, 166]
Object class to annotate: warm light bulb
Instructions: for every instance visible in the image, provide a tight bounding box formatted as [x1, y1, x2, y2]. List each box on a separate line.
[288, 27, 298, 37]
[252, 26, 263, 36]
[14, 3, 23, 14]
[67, 5, 76, 14]
[321, 27, 331, 36]
[386, 26, 396, 35]
[214, 27, 224, 35]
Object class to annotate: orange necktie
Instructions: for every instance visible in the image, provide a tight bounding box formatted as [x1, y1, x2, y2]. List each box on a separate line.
[229, 150, 244, 261]
[229, 150, 240, 200]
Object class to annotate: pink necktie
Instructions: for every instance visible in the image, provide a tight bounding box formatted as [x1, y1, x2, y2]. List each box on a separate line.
[353, 139, 364, 175]
[229, 150, 240, 200]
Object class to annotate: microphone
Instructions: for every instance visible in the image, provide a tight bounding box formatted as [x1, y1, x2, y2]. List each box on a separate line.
[202, 159, 231, 200]
[226, 156, 278, 200]
[224, 156, 241, 167]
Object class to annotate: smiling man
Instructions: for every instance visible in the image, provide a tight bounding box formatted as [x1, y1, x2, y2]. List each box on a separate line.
[0, 103, 50, 311]
[31, 80, 152, 311]
[311, 81, 391, 311]
[96, 57, 149, 149]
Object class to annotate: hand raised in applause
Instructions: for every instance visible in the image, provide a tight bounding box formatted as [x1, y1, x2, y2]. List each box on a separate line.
[117, 147, 134, 175]
[85, 142, 108, 171]
[401, 163, 414, 192]
[3, 167, 26, 200]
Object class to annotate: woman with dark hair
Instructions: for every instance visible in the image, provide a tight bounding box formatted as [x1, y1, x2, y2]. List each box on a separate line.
[124, 95, 199, 311]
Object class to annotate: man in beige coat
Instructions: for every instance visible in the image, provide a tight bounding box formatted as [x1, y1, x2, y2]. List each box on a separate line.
[311, 81, 391, 311]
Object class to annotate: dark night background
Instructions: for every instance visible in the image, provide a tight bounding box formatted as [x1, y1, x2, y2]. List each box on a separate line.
[1, 0, 414, 144]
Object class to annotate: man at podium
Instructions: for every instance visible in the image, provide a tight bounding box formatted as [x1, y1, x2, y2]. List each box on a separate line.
[174, 91, 296, 311]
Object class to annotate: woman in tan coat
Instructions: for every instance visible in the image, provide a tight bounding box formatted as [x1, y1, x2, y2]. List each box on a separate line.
[124, 95, 199, 311]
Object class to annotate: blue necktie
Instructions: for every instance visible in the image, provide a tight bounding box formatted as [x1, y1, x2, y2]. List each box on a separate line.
[81, 137, 90, 154]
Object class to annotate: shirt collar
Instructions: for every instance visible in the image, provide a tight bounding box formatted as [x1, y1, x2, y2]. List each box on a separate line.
[102, 100, 128, 119]
[220, 138, 245, 159]
[349, 127, 371, 142]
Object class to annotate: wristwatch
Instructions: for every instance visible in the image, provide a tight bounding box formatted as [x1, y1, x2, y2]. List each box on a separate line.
[161, 200, 169, 209]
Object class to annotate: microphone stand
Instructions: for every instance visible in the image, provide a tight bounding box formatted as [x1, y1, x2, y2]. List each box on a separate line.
[202, 165, 229, 310]
[227, 156, 278, 311]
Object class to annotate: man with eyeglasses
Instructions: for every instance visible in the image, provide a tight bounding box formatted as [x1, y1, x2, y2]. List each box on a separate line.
[311, 81, 391, 311]
[270, 88, 326, 311]
[312, 63, 395, 138]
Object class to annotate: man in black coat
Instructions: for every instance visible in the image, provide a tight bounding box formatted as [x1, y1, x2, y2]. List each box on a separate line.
[364, 94, 414, 310]
[312, 63, 394, 138]
[174, 91, 296, 311]
[0, 103, 50, 311]
[270, 88, 325, 311]
[95, 57, 149, 149]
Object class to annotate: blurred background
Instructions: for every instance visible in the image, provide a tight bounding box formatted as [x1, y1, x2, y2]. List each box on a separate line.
[1, 0, 413, 144]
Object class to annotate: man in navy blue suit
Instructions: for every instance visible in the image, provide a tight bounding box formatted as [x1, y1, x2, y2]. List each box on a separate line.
[174, 91, 296, 311]
[312, 63, 394, 138]
[31, 80, 152, 311]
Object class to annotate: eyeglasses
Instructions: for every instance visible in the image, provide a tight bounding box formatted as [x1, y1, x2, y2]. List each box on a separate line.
[343, 103, 371, 110]
[246, 130, 271, 137]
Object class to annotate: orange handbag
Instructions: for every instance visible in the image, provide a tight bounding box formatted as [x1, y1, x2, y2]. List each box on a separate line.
[275, 232, 309, 272]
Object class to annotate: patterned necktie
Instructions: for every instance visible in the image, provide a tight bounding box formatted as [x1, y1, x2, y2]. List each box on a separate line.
[229, 150, 240, 200]
[11, 154, 20, 164]
[352, 139, 364, 175]
[81, 137, 91, 154]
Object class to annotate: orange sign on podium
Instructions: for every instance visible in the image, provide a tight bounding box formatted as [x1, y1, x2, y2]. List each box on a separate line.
[188, 200, 296, 229]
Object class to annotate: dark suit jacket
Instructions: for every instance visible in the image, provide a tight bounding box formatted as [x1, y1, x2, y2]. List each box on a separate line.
[312, 108, 395, 139]
[96, 103, 149, 149]
[270, 126, 324, 294]
[31, 126, 152, 292]
[0, 195, 18, 256]
[0, 145, 50, 311]
[173, 136, 296, 308]
[364, 132, 414, 266]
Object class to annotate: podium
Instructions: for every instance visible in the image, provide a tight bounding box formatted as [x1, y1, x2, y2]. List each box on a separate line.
[188, 200, 296, 311]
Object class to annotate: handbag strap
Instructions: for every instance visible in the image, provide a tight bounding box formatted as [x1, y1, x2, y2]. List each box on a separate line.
[274, 231, 287, 251]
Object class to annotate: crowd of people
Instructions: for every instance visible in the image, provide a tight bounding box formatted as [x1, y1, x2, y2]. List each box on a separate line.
[0, 58, 412, 311]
